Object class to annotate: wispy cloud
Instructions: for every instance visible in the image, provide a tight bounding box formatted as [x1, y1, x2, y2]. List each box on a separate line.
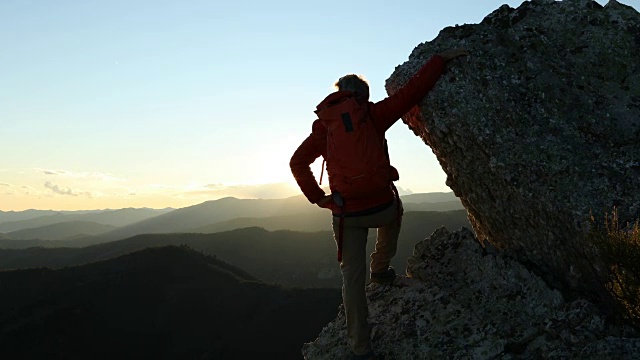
[44, 182, 92, 197]
[0, 183, 43, 196]
[39, 169, 125, 182]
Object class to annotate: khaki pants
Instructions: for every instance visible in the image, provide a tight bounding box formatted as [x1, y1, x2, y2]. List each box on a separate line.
[332, 199, 402, 355]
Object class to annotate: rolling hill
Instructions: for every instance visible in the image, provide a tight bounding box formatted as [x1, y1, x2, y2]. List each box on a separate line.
[0, 209, 99, 224]
[194, 213, 333, 233]
[402, 200, 465, 212]
[102, 193, 464, 241]
[400, 191, 460, 203]
[0, 208, 172, 233]
[0, 246, 341, 359]
[100, 196, 327, 241]
[6, 221, 116, 240]
[0, 210, 472, 287]
[0, 192, 465, 250]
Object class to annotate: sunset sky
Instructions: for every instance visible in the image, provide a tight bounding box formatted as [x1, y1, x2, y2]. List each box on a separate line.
[1, 0, 615, 211]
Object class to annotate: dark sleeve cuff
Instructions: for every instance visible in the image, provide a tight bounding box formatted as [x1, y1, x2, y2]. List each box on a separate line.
[307, 188, 326, 204]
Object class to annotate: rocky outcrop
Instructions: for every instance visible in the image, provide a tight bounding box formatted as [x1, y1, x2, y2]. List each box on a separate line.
[386, 0, 640, 306]
[303, 228, 640, 359]
[304, 1, 640, 358]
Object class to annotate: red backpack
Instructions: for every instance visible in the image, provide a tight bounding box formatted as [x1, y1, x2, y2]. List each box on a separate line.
[315, 92, 392, 201]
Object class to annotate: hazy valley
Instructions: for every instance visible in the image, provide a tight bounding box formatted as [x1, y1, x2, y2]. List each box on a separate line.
[0, 192, 468, 359]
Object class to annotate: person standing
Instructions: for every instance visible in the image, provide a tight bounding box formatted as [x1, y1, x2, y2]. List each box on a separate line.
[290, 48, 468, 360]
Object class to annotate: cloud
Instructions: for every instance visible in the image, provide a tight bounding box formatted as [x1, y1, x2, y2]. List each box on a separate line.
[44, 182, 92, 197]
[0, 183, 42, 196]
[39, 169, 125, 182]
[43, 170, 62, 175]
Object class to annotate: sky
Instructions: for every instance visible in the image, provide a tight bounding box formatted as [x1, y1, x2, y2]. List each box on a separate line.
[0, 0, 619, 211]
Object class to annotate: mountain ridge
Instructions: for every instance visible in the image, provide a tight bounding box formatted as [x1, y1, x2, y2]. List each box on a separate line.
[0, 210, 471, 288]
[0, 245, 341, 359]
[6, 221, 116, 240]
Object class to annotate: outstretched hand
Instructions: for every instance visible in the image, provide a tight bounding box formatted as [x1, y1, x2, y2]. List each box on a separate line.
[437, 48, 469, 62]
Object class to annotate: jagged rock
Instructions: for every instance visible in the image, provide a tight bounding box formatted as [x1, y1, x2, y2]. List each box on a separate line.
[386, 0, 640, 307]
[303, 228, 640, 359]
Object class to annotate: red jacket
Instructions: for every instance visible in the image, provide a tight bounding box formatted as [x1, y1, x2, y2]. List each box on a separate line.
[290, 55, 446, 214]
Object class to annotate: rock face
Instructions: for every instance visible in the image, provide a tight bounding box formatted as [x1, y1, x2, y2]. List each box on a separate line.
[303, 228, 640, 359]
[386, 0, 640, 306]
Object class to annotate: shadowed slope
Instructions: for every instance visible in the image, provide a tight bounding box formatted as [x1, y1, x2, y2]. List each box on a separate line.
[6, 221, 116, 240]
[0, 246, 341, 360]
[0, 211, 471, 287]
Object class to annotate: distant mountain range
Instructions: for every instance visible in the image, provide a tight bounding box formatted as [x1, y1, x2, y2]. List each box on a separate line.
[99, 196, 327, 241]
[0, 246, 341, 359]
[0, 209, 100, 223]
[6, 221, 116, 240]
[0, 208, 173, 233]
[0, 192, 469, 358]
[0, 192, 464, 244]
[0, 210, 471, 288]
[0, 191, 470, 288]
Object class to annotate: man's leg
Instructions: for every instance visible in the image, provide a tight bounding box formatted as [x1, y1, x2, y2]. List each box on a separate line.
[368, 199, 403, 274]
[334, 216, 371, 356]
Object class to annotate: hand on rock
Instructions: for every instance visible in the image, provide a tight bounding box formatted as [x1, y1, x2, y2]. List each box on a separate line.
[437, 48, 470, 62]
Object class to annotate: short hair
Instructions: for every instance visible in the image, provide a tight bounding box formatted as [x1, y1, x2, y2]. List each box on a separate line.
[334, 74, 369, 97]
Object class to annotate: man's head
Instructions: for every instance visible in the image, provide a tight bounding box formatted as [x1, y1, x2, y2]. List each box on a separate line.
[334, 74, 369, 102]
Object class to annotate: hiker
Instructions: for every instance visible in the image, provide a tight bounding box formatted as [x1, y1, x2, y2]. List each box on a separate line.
[290, 48, 468, 360]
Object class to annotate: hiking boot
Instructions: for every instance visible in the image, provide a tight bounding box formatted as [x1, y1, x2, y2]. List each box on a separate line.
[351, 350, 376, 360]
[370, 266, 396, 284]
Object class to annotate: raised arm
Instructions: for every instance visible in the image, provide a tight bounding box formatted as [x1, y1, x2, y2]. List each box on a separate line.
[371, 48, 468, 131]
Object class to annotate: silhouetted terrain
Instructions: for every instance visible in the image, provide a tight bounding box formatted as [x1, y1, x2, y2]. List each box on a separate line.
[194, 213, 334, 233]
[194, 203, 465, 234]
[6, 221, 116, 240]
[100, 196, 328, 241]
[0, 246, 341, 360]
[0, 208, 172, 233]
[0, 193, 464, 249]
[98, 193, 464, 241]
[0, 209, 99, 223]
[0, 210, 471, 287]
[402, 200, 465, 212]
[400, 192, 459, 203]
[0, 235, 110, 249]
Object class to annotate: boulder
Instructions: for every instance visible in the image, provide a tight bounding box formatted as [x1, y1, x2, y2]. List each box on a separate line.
[385, 0, 640, 306]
